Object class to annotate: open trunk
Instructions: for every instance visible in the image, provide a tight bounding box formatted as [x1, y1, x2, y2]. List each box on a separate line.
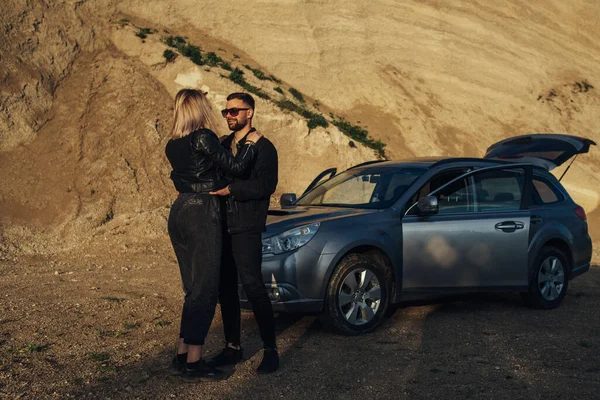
[484, 134, 596, 172]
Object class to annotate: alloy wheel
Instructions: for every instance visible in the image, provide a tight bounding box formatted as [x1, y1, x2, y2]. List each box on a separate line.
[537, 256, 565, 301]
[338, 268, 381, 325]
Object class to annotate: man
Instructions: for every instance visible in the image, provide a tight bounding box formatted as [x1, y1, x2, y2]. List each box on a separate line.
[209, 92, 279, 374]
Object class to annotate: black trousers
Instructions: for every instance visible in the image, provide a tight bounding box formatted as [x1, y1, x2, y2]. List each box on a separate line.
[219, 231, 277, 349]
[168, 193, 222, 346]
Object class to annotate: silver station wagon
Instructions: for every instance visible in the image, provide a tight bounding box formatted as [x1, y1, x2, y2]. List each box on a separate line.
[241, 134, 595, 335]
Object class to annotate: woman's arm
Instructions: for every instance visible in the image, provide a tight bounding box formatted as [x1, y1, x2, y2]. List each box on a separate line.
[190, 129, 256, 177]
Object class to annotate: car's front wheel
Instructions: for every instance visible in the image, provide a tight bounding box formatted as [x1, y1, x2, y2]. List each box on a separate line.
[320, 253, 391, 335]
[522, 246, 570, 309]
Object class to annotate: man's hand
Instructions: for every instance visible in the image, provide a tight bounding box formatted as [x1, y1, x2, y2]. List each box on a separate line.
[210, 186, 231, 196]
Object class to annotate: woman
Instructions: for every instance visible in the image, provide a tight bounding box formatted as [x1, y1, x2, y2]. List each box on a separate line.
[165, 89, 260, 381]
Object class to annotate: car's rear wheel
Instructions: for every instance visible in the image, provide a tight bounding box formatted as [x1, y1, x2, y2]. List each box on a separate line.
[522, 246, 570, 309]
[320, 253, 391, 335]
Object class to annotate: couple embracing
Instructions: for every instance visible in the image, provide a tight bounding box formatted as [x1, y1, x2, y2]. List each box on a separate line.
[165, 90, 279, 381]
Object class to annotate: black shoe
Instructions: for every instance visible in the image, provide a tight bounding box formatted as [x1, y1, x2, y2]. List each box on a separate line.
[208, 346, 244, 367]
[256, 348, 279, 374]
[170, 353, 187, 375]
[183, 359, 232, 382]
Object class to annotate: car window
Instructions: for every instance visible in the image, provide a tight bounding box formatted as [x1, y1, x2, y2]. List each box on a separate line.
[407, 170, 469, 214]
[407, 167, 526, 216]
[298, 166, 425, 209]
[532, 177, 563, 204]
[321, 174, 379, 205]
[381, 173, 416, 201]
[435, 177, 474, 214]
[474, 170, 524, 212]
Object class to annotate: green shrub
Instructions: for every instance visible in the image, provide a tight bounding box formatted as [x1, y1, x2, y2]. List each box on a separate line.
[135, 27, 153, 39]
[163, 35, 186, 48]
[163, 49, 177, 62]
[331, 117, 368, 141]
[307, 113, 328, 129]
[274, 99, 327, 129]
[242, 82, 271, 100]
[229, 68, 246, 85]
[275, 99, 304, 115]
[178, 44, 203, 65]
[274, 87, 284, 94]
[220, 61, 233, 71]
[289, 88, 304, 102]
[270, 75, 282, 84]
[331, 116, 386, 158]
[244, 64, 268, 80]
[204, 52, 223, 67]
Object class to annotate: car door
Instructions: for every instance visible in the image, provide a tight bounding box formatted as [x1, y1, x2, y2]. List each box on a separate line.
[402, 165, 533, 290]
[300, 168, 337, 198]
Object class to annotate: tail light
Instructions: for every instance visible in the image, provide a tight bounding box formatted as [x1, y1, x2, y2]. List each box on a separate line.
[575, 205, 587, 221]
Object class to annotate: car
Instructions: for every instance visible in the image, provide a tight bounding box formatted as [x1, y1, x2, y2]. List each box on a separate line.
[240, 134, 595, 335]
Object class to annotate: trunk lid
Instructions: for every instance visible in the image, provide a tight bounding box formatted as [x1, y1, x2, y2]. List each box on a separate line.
[484, 134, 596, 171]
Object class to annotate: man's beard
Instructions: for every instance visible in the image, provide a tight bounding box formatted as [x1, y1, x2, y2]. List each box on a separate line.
[229, 119, 248, 132]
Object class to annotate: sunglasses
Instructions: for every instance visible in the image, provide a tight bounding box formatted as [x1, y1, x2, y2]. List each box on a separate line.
[221, 107, 250, 117]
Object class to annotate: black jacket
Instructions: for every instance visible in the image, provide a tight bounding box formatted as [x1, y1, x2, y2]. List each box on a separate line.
[165, 129, 256, 193]
[222, 133, 278, 233]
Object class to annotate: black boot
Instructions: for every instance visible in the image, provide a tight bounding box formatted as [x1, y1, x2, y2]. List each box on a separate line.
[208, 346, 244, 367]
[170, 353, 187, 375]
[183, 359, 232, 382]
[256, 348, 279, 374]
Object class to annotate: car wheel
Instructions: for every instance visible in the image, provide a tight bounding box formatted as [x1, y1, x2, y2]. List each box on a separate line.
[320, 253, 391, 335]
[522, 246, 570, 310]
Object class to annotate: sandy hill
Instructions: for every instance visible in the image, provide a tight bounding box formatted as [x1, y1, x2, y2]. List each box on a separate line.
[1, 0, 599, 257]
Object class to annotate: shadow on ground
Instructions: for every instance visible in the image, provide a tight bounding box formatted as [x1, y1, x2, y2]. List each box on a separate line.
[61, 267, 600, 400]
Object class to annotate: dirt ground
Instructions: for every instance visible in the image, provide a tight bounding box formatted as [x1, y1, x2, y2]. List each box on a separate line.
[1, 246, 598, 400]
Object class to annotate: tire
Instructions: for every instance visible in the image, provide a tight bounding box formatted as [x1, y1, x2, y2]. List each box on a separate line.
[320, 253, 392, 335]
[522, 246, 570, 310]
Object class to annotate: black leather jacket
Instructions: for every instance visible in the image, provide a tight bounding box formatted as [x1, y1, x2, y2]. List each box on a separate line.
[165, 128, 256, 193]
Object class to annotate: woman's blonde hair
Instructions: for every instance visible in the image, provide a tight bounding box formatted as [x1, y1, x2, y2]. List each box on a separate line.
[171, 88, 220, 139]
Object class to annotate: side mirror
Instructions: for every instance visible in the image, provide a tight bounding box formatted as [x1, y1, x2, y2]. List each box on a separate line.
[417, 196, 438, 215]
[280, 193, 297, 208]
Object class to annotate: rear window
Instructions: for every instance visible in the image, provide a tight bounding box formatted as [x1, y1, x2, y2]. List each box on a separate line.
[474, 170, 524, 212]
[532, 177, 564, 204]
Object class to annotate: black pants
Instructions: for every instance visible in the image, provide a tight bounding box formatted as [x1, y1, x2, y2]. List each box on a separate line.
[168, 193, 222, 346]
[219, 231, 277, 349]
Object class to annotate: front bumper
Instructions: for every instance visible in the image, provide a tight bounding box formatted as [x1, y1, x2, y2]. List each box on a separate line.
[238, 283, 323, 313]
[237, 242, 332, 313]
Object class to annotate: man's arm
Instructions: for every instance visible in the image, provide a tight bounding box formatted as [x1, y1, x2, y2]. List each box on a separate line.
[229, 142, 278, 201]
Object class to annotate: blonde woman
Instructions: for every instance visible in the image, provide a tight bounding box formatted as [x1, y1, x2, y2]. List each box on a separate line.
[165, 89, 260, 381]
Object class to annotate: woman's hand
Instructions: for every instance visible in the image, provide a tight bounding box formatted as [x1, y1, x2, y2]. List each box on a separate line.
[246, 130, 263, 144]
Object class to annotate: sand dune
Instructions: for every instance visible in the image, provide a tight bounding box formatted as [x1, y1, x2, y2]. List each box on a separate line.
[1, 0, 599, 252]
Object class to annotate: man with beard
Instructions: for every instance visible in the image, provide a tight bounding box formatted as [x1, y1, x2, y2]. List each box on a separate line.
[209, 92, 279, 374]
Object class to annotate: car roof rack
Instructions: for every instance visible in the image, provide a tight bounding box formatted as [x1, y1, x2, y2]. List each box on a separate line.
[348, 160, 386, 169]
[429, 157, 509, 168]
[430, 157, 549, 171]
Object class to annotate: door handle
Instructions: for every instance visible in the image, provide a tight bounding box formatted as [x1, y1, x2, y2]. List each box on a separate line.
[495, 221, 525, 232]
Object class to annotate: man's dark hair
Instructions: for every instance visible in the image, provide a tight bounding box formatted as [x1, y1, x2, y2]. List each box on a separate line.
[227, 92, 255, 110]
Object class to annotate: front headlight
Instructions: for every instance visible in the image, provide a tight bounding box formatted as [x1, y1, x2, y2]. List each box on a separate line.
[262, 223, 320, 254]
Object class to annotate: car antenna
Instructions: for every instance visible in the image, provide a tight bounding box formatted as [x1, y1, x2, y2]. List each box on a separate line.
[558, 154, 578, 182]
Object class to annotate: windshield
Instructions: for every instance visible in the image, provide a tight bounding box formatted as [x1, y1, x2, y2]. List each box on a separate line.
[296, 166, 426, 209]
